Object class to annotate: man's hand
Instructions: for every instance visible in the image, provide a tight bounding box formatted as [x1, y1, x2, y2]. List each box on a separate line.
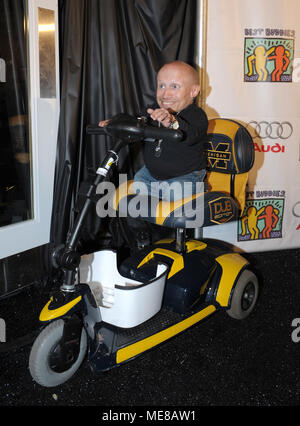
[98, 119, 110, 127]
[147, 108, 174, 128]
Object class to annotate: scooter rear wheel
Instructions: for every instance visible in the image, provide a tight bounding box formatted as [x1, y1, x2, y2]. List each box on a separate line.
[29, 319, 87, 387]
[226, 269, 259, 320]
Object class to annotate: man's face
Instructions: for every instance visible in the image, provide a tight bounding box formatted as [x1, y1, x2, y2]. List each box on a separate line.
[156, 64, 200, 113]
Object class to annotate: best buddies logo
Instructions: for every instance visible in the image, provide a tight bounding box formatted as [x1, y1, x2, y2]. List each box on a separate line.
[244, 28, 295, 82]
[238, 189, 285, 242]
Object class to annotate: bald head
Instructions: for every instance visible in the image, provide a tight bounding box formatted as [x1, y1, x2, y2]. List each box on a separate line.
[159, 61, 199, 85]
[156, 61, 200, 112]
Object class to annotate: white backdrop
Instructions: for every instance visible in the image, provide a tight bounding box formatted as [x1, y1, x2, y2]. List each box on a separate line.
[198, 0, 300, 252]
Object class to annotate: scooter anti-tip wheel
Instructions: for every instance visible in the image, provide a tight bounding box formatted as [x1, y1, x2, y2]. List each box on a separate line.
[226, 269, 259, 320]
[29, 319, 87, 387]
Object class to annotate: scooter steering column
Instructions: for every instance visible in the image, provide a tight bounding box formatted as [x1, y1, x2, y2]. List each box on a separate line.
[56, 143, 123, 292]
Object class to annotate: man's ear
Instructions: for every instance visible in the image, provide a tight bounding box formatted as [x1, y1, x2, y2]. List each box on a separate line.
[191, 84, 201, 98]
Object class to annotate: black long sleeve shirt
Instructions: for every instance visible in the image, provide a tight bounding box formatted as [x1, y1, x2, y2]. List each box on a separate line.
[142, 102, 208, 180]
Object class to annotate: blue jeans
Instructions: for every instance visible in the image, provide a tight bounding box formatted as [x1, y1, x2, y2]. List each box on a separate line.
[133, 166, 206, 201]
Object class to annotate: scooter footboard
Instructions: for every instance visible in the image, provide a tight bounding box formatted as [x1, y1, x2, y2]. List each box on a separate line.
[79, 250, 168, 328]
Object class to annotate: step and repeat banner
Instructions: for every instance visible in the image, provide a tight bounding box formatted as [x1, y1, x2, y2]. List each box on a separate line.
[201, 0, 300, 252]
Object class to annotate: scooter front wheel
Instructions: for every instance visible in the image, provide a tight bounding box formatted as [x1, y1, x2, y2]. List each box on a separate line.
[29, 319, 87, 387]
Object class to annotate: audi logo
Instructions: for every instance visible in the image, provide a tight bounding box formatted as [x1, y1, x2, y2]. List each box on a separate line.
[292, 202, 300, 218]
[247, 121, 293, 140]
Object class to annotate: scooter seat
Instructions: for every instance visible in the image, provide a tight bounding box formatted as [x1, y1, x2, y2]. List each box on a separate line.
[115, 188, 240, 229]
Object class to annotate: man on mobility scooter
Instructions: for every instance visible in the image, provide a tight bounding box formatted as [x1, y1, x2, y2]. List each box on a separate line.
[29, 62, 258, 387]
[99, 60, 208, 202]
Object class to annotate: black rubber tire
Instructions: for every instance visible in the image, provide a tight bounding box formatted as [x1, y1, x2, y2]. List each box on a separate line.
[29, 319, 87, 387]
[227, 269, 259, 320]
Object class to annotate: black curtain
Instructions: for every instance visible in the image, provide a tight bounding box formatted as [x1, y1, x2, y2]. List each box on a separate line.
[51, 0, 197, 250]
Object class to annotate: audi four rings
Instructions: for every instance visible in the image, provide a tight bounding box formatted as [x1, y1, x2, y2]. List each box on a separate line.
[247, 121, 293, 139]
[292, 202, 300, 218]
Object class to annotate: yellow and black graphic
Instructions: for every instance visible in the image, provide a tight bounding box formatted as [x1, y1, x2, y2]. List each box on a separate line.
[205, 139, 231, 170]
[209, 196, 234, 225]
[244, 37, 294, 82]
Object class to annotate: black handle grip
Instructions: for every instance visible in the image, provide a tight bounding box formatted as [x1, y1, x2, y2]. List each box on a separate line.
[143, 126, 183, 142]
[86, 124, 107, 135]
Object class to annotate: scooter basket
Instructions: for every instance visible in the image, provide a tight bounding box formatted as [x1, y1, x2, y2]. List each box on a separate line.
[79, 250, 168, 328]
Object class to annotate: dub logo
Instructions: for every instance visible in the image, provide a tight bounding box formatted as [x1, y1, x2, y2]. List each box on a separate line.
[209, 197, 234, 225]
[244, 37, 294, 82]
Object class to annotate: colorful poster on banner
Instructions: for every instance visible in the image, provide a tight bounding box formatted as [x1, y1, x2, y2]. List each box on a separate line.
[238, 192, 285, 242]
[244, 35, 294, 82]
[201, 0, 300, 252]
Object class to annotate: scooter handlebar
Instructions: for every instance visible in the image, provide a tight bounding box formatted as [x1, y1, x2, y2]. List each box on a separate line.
[143, 125, 182, 142]
[86, 119, 183, 142]
[86, 124, 107, 135]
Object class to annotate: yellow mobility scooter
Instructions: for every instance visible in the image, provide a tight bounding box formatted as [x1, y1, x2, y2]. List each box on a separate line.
[29, 114, 258, 387]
